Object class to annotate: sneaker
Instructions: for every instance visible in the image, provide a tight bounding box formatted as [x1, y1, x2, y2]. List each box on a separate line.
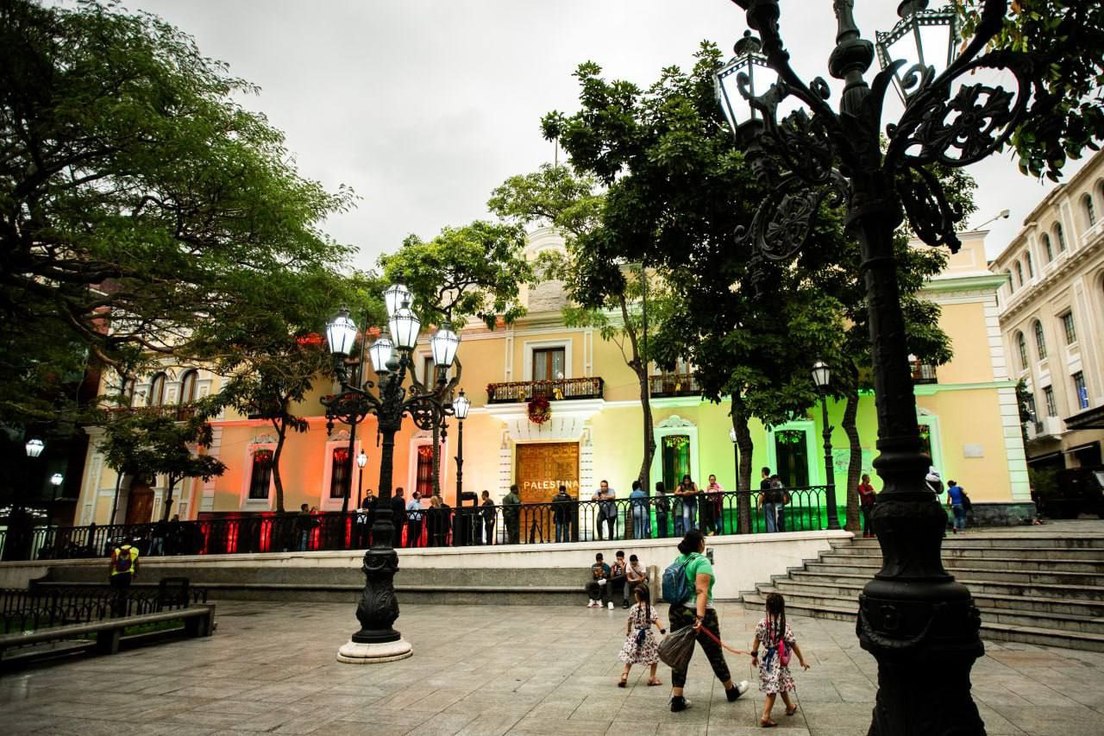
[726, 680, 750, 701]
[608, 601, 614, 610]
[587, 600, 596, 608]
[621, 601, 630, 609]
[670, 696, 691, 712]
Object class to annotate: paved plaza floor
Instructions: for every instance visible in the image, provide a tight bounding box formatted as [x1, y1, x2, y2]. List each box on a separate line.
[2, 597, 1103, 736]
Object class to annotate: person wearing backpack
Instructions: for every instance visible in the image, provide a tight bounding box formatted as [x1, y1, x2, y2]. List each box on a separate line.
[109, 540, 139, 616]
[663, 529, 749, 712]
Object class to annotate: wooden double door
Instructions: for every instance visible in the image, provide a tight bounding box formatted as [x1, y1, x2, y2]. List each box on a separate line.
[515, 443, 579, 542]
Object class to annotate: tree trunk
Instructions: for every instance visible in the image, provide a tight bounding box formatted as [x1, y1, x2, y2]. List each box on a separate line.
[272, 420, 288, 514]
[637, 364, 655, 493]
[842, 387, 862, 533]
[731, 393, 754, 534]
[161, 477, 178, 522]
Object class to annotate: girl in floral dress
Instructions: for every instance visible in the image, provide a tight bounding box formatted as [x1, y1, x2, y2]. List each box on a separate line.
[750, 593, 810, 727]
[618, 585, 666, 687]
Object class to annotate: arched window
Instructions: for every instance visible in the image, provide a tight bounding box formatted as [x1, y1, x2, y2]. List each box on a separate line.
[179, 370, 198, 405]
[1042, 234, 1053, 261]
[1033, 320, 1047, 360]
[1015, 332, 1028, 371]
[1055, 222, 1067, 252]
[1025, 250, 1034, 279]
[1014, 261, 1024, 287]
[1083, 193, 1097, 228]
[148, 372, 167, 407]
[1004, 269, 1013, 292]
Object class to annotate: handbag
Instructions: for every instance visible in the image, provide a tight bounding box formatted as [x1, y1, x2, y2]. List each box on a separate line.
[658, 626, 696, 671]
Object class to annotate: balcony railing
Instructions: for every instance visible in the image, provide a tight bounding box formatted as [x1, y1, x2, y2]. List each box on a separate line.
[108, 404, 198, 422]
[487, 377, 604, 404]
[910, 360, 938, 385]
[649, 373, 700, 398]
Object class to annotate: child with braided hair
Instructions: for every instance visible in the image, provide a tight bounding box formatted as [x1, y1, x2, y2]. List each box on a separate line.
[617, 584, 665, 687]
[750, 593, 809, 727]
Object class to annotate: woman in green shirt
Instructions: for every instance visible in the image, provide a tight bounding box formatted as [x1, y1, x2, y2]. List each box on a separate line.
[668, 529, 749, 712]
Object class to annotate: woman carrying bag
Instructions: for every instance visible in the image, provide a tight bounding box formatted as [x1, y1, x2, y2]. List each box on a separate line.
[664, 529, 749, 712]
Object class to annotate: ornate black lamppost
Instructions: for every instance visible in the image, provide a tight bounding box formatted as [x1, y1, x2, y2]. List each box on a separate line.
[811, 361, 840, 530]
[716, 2, 1035, 733]
[324, 285, 460, 664]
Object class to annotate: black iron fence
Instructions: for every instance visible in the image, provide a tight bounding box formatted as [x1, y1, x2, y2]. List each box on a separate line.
[0, 487, 846, 561]
[1, 579, 208, 634]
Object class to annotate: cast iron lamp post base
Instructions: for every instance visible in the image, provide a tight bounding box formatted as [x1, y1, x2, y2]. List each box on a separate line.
[336, 544, 413, 664]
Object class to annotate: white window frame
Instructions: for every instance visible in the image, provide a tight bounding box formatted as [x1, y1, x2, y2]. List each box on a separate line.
[523, 339, 573, 381]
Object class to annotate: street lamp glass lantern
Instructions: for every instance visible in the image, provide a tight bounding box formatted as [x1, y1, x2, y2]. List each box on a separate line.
[389, 305, 421, 350]
[356, 450, 368, 469]
[812, 360, 831, 390]
[383, 284, 413, 318]
[326, 309, 359, 357]
[368, 338, 395, 373]
[430, 324, 460, 368]
[875, 1, 960, 103]
[715, 31, 776, 134]
[453, 389, 470, 420]
[25, 438, 45, 458]
[729, 428, 738, 444]
[50, 473, 64, 487]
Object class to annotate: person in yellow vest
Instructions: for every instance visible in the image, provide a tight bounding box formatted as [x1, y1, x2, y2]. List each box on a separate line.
[109, 540, 139, 616]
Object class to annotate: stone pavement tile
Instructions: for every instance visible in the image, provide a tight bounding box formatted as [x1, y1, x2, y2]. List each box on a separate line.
[983, 706, 1104, 736]
[454, 709, 528, 736]
[510, 718, 614, 735]
[975, 704, 1030, 735]
[402, 711, 484, 736]
[796, 702, 878, 735]
[655, 723, 708, 736]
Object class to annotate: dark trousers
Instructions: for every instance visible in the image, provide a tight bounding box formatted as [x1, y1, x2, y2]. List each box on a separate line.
[861, 505, 874, 536]
[110, 573, 132, 617]
[655, 512, 669, 538]
[598, 515, 617, 540]
[505, 517, 519, 545]
[483, 519, 495, 545]
[406, 519, 423, 547]
[668, 604, 731, 688]
[586, 580, 610, 604]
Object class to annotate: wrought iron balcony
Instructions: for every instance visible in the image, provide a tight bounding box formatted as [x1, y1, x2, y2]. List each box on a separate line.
[649, 372, 700, 398]
[910, 360, 938, 385]
[486, 377, 603, 404]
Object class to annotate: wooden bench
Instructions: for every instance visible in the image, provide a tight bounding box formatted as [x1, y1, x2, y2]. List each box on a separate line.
[0, 604, 215, 665]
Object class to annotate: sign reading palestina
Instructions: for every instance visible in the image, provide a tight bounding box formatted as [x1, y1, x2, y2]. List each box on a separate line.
[521, 480, 580, 493]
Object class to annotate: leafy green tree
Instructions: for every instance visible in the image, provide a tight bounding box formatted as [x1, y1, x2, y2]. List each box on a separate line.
[100, 404, 226, 523]
[0, 0, 353, 425]
[491, 165, 675, 495]
[379, 222, 533, 328]
[959, 0, 1104, 181]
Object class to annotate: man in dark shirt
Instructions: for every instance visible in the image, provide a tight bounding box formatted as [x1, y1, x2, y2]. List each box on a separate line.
[586, 552, 611, 608]
[391, 488, 406, 547]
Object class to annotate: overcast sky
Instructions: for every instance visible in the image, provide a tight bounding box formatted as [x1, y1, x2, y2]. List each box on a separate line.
[115, 0, 1069, 270]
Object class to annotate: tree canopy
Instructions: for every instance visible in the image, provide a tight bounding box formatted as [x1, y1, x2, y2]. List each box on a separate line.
[960, 0, 1104, 181]
[0, 0, 353, 423]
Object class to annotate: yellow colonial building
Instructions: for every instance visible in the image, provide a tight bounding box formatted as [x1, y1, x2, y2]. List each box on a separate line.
[74, 226, 1030, 527]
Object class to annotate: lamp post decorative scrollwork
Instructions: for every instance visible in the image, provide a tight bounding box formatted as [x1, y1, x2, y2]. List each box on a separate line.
[325, 285, 460, 664]
[716, 1, 1036, 733]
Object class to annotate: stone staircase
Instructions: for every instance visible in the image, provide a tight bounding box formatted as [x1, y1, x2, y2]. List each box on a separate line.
[743, 527, 1104, 652]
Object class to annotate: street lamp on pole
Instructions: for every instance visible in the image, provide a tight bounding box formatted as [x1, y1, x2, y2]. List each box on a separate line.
[452, 389, 470, 508]
[811, 361, 840, 531]
[715, 2, 1035, 732]
[356, 450, 368, 508]
[25, 438, 45, 458]
[324, 287, 460, 664]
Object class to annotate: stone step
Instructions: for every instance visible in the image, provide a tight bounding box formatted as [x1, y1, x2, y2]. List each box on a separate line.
[803, 560, 1104, 584]
[763, 573, 1104, 617]
[750, 587, 1104, 637]
[740, 592, 1104, 653]
[790, 569, 1104, 602]
[825, 545, 1104, 561]
[766, 578, 1104, 618]
[836, 535, 1104, 550]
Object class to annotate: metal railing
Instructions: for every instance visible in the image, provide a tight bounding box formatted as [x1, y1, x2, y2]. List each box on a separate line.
[486, 377, 604, 403]
[0, 487, 847, 561]
[648, 373, 701, 397]
[1, 580, 208, 634]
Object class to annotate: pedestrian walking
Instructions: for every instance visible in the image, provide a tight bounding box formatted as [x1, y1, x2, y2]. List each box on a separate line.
[665, 529, 749, 712]
[618, 585, 666, 687]
[750, 592, 810, 727]
[947, 479, 969, 533]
